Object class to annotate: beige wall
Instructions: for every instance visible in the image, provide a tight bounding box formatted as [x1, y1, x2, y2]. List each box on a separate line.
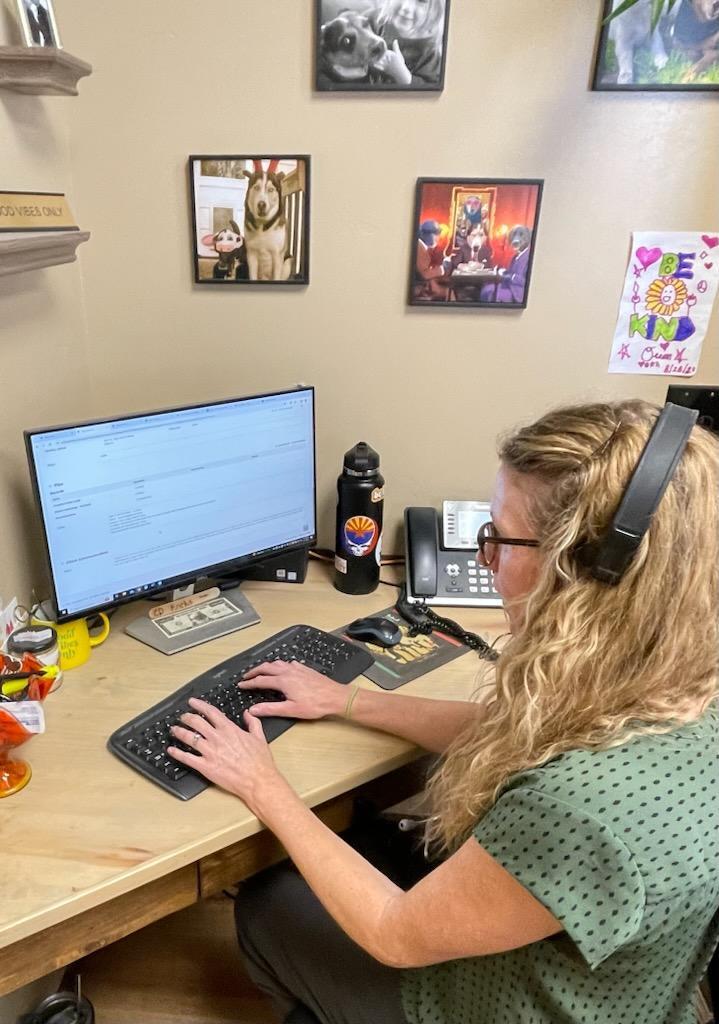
[1, 0, 718, 610]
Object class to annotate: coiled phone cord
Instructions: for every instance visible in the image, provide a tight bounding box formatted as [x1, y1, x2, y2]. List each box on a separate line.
[394, 586, 499, 662]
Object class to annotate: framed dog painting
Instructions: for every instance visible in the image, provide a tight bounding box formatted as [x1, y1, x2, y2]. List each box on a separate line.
[408, 178, 544, 310]
[593, 0, 719, 91]
[314, 0, 450, 92]
[189, 156, 311, 286]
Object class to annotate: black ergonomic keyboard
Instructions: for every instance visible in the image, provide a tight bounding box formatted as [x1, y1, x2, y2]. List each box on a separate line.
[107, 624, 374, 801]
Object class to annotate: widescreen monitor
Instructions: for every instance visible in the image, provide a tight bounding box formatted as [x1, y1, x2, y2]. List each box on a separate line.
[25, 386, 316, 623]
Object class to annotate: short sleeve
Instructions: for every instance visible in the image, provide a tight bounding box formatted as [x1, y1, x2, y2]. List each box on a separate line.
[472, 786, 646, 969]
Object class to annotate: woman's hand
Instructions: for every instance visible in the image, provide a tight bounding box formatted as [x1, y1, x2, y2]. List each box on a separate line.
[240, 661, 348, 721]
[371, 40, 412, 85]
[168, 697, 285, 810]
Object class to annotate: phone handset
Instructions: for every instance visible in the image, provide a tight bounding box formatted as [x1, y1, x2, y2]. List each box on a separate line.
[404, 507, 439, 598]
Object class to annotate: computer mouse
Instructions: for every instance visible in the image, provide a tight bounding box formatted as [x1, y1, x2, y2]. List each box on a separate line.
[345, 616, 403, 648]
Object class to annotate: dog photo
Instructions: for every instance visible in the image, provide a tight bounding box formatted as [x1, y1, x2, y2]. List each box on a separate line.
[408, 178, 543, 310]
[189, 156, 310, 285]
[315, 0, 450, 91]
[594, 0, 719, 90]
[16, 0, 61, 47]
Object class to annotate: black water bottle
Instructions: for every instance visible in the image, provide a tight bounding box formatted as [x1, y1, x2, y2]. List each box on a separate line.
[334, 442, 384, 595]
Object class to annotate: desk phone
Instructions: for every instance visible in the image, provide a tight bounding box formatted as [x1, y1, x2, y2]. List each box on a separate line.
[404, 500, 502, 609]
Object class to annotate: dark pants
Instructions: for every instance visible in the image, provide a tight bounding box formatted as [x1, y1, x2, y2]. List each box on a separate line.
[235, 864, 409, 1024]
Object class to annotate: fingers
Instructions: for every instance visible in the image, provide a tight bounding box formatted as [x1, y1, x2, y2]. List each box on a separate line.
[187, 697, 229, 726]
[244, 710, 266, 739]
[171, 724, 204, 746]
[393, 38, 401, 52]
[167, 742, 202, 765]
[180, 710, 212, 735]
[248, 701, 289, 718]
[239, 674, 285, 691]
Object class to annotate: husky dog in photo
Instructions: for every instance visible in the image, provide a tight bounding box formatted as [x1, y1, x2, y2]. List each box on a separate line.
[243, 163, 292, 281]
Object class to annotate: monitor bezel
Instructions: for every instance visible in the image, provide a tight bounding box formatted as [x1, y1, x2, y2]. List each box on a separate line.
[24, 385, 317, 623]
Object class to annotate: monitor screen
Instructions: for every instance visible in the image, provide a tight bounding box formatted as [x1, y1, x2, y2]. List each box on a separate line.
[25, 386, 316, 621]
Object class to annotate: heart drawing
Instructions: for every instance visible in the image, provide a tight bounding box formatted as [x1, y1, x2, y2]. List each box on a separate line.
[636, 246, 662, 269]
[705, 262, 714, 270]
[701, 235, 719, 249]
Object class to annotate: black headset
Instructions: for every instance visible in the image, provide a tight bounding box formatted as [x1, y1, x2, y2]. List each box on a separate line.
[578, 402, 698, 586]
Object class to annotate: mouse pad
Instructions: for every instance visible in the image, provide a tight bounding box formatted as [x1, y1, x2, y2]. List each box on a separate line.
[334, 606, 471, 690]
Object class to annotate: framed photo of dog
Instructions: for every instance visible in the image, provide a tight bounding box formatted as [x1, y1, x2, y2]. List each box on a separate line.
[593, 0, 719, 91]
[315, 0, 450, 91]
[189, 156, 311, 285]
[409, 178, 544, 310]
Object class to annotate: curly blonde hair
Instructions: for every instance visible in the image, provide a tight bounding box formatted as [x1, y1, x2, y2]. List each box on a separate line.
[425, 399, 719, 854]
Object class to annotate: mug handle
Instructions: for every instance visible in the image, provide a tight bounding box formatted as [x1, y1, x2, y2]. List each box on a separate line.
[88, 612, 110, 647]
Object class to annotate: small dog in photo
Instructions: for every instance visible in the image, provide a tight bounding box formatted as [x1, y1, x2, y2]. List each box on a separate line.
[201, 220, 248, 280]
[318, 10, 388, 84]
[243, 163, 291, 281]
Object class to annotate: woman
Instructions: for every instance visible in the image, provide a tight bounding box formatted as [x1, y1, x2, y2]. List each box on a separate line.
[168, 400, 719, 1024]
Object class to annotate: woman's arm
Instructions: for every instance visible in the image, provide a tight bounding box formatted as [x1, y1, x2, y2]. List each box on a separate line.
[241, 660, 485, 753]
[168, 702, 561, 968]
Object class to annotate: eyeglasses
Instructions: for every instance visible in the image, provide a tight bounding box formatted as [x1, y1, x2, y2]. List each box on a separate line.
[476, 521, 540, 569]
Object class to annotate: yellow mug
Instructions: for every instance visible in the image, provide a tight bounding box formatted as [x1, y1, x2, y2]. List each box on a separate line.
[34, 613, 110, 671]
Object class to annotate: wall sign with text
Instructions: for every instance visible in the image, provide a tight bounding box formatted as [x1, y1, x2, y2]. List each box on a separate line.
[609, 231, 719, 378]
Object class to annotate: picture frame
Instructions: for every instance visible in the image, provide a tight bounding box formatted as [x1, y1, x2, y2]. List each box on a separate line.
[593, 0, 719, 91]
[408, 178, 543, 310]
[188, 156, 311, 286]
[314, 0, 450, 92]
[15, 0, 62, 48]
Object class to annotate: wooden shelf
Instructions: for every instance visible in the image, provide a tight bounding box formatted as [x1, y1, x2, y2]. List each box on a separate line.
[0, 46, 92, 95]
[0, 230, 90, 276]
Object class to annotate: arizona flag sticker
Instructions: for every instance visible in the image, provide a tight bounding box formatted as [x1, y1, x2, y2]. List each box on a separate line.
[343, 515, 378, 557]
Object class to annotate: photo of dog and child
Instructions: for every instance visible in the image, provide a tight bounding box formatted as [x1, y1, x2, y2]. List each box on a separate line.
[409, 179, 543, 309]
[190, 157, 310, 285]
[595, 0, 719, 89]
[315, 0, 449, 90]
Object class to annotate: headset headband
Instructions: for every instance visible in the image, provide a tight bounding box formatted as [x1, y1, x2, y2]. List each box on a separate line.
[582, 403, 698, 585]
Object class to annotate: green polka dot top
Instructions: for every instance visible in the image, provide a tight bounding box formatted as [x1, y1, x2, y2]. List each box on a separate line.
[401, 706, 719, 1024]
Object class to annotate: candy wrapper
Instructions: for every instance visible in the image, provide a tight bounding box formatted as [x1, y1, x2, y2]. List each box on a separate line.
[0, 653, 56, 796]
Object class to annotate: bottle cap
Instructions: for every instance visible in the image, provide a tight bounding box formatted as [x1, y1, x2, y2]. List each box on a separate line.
[343, 442, 380, 476]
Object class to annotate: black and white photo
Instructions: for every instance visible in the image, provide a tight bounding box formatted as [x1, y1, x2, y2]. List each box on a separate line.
[315, 0, 449, 91]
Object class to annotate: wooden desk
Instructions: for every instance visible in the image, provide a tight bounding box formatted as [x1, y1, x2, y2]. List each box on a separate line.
[0, 564, 504, 995]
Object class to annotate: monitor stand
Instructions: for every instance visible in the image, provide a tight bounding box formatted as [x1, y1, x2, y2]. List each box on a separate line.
[125, 583, 261, 655]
